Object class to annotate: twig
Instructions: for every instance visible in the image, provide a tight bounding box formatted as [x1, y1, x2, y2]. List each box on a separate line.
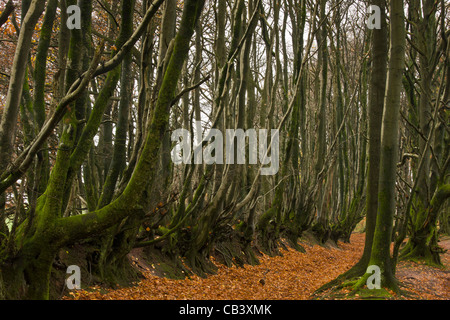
[171, 75, 211, 107]
[96, 0, 119, 28]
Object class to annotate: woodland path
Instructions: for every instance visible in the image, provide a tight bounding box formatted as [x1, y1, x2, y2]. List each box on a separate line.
[65, 233, 449, 300]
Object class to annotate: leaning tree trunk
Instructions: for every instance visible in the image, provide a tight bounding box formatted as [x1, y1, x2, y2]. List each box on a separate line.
[0, 0, 203, 299]
[0, 0, 46, 173]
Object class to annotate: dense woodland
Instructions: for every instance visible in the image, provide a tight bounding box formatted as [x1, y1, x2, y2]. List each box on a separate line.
[0, 0, 448, 300]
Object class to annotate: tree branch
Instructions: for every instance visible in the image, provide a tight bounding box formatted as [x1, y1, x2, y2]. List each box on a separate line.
[0, 0, 14, 29]
[0, 42, 105, 194]
[171, 75, 211, 107]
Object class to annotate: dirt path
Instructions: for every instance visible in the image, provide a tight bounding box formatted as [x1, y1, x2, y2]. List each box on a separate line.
[65, 233, 449, 300]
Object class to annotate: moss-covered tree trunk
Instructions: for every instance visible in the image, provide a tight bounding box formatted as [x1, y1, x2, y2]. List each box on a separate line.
[399, 0, 448, 266]
[0, 0, 46, 174]
[400, 185, 450, 265]
[356, 0, 406, 293]
[183, 0, 260, 275]
[0, 0, 202, 299]
[312, 0, 329, 243]
[319, 0, 388, 291]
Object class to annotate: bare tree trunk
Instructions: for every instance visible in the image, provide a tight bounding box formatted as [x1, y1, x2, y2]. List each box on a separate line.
[0, 0, 46, 172]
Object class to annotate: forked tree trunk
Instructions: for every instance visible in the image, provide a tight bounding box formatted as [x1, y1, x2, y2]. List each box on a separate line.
[357, 0, 406, 292]
[0, 0, 204, 299]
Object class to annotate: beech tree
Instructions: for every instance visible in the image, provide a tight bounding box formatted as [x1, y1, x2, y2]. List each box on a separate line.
[355, 0, 406, 293]
[0, 0, 203, 299]
[0, 0, 448, 300]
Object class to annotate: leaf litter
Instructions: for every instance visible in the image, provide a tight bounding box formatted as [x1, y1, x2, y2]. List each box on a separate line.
[64, 233, 449, 300]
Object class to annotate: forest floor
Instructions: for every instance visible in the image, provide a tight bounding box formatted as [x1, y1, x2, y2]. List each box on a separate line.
[64, 233, 450, 300]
